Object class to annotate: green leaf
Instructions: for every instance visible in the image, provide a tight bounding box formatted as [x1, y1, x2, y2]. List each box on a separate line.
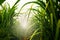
[0, 0, 5, 5]
[20, 1, 46, 12]
[30, 28, 41, 40]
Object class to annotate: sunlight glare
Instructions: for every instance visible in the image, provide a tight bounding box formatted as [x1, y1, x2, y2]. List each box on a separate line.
[5, 0, 34, 29]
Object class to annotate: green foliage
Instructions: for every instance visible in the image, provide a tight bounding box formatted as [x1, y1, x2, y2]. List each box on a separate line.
[0, 0, 20, 40]
[0, 0, 5, 5]
[20, 0, 60, 40]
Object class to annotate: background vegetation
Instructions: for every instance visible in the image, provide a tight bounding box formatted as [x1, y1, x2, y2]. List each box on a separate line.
[0, 0, 20, 40]
[0, 0, 60, 40]
[20, 0, 60, 40]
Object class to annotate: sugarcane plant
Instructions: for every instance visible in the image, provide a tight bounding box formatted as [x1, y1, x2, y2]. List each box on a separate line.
[0, 0, 20, 40]
[20, 0, 60, 40]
